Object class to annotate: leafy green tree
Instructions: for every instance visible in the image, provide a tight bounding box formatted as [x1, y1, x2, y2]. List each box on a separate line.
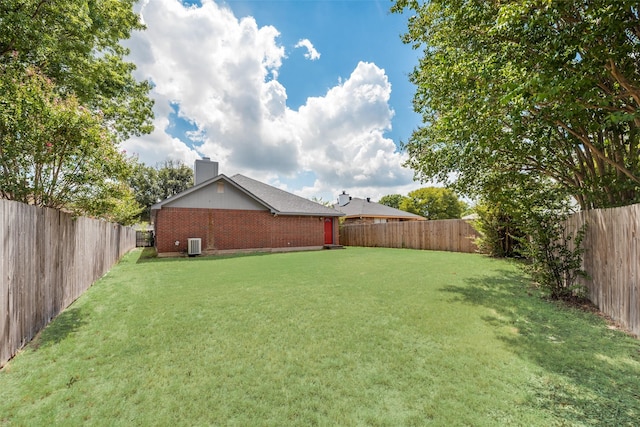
[129, 160, 194, 221]
[391, 0, 606, 299]
[472, 202, 524, 258]
[392, 0, 640, 210]
[1, 0, 153, 139]
[128, 162, 160, 222]
[156, 160, 194, 200]
[378, 194, 406, 209]
[83, 181, 143, 226]
[399, 187, 463, 220]
[0, 0, 153, 222]
[0, 66, 136, 216]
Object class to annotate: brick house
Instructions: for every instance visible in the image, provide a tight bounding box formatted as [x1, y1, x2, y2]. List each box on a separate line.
[151, 159, 344, 256]
[333, 192, 425, 225]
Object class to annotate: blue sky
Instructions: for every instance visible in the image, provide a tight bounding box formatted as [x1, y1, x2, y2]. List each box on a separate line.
[124, 0, 424, 202]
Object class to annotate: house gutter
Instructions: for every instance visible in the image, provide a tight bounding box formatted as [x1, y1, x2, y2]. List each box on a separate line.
[272, 211, 345, 217]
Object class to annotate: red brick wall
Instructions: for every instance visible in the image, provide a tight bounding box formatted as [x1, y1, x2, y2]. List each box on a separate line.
[155, 207, 333, 253]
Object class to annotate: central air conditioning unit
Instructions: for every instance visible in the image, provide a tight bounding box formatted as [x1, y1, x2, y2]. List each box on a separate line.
[187, 238, 202, 256]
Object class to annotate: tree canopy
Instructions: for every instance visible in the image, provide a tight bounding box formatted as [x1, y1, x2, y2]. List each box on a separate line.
[1, 0, 153, 138]
[0, 0, 153, 221]
[399, 187, 463, 220]
[392, 0, 640, 210]
[129, 160, 194, 221]
[156, 160, 194, 201]
[378, 194, 405, 209]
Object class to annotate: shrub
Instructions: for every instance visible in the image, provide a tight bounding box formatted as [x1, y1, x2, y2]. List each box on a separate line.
[516, 208, 588, 300]
[472, 203, 524, 258]
[475, 184, 588, 300]
[510, 186, 588, 300]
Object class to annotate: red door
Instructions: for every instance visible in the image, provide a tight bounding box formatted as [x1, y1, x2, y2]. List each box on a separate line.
[324, 218, 333, 244]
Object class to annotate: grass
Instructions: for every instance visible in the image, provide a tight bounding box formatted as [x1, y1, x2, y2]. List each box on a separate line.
[1, 247, 638, 426]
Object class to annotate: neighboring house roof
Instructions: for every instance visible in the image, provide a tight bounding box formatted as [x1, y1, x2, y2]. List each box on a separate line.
[151, 173, 343, 217]
[333, 197, 426, 221]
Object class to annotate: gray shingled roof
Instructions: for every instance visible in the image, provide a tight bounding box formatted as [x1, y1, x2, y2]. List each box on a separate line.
[230, 174, 343, 216]
[333, 197, 425, 220]
[151, 173, 343, 217]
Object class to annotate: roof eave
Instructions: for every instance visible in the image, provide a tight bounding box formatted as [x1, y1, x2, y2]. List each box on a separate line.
[274, 211, 345, 217]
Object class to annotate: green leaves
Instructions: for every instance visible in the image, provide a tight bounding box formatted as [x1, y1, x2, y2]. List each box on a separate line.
[0, 65, 136, 216]
[128, 160, 194, 221]
[400, 187, 464, 220]
[0, 0, 153, 223]
[377, 194, 405, 209]
[393, 0, 640, 209]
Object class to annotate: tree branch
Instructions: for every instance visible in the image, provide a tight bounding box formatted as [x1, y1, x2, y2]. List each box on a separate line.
[606, 58, 640, 108]
[556, 120, 640, 184]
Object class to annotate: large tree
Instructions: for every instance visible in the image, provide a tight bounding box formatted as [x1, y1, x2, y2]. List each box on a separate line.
[156, 160, 194, 201]
[0, 0, 153, 220]
[129, 160, 194, 221]
[399, 187, 463, 219]
[378, 194, 406, 209]
[392, 0, 640, 210]
[0, 0, 153, 138]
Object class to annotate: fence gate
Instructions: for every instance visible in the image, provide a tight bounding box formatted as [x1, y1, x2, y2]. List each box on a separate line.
[136, 230, 154, 247]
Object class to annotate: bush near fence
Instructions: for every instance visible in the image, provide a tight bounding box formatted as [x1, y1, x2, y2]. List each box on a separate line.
[565, 204, 640, 336]
[0, 200, 136, 367]
[339, 219, 480, 253]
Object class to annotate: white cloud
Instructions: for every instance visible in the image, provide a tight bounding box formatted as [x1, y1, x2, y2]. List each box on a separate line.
[294, 38, 321, 60]
[123, 0, 420, 201]
[290, 62, 413, 188]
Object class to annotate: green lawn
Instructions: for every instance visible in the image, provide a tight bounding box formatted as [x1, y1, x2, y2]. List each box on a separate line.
[1, 247, 638, 426]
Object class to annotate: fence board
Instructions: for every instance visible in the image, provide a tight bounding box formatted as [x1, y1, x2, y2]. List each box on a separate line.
[0, 199, 7, 365]
[566, 204, 640, 336]
[340, 219, 480, 254]
[0, 200, 136, 367]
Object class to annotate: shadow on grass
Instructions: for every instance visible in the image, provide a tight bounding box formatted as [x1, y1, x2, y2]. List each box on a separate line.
[134, 247, 273, 264]
[136, 247, 159, 262]
[442, 269, 640, 425]
[30, 306, 87, 351]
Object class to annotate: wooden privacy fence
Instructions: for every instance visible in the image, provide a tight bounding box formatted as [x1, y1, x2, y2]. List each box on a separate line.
[340, 219, 480, 253]
[0, 200, 136, 367]
[565, 204, 640, 336]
